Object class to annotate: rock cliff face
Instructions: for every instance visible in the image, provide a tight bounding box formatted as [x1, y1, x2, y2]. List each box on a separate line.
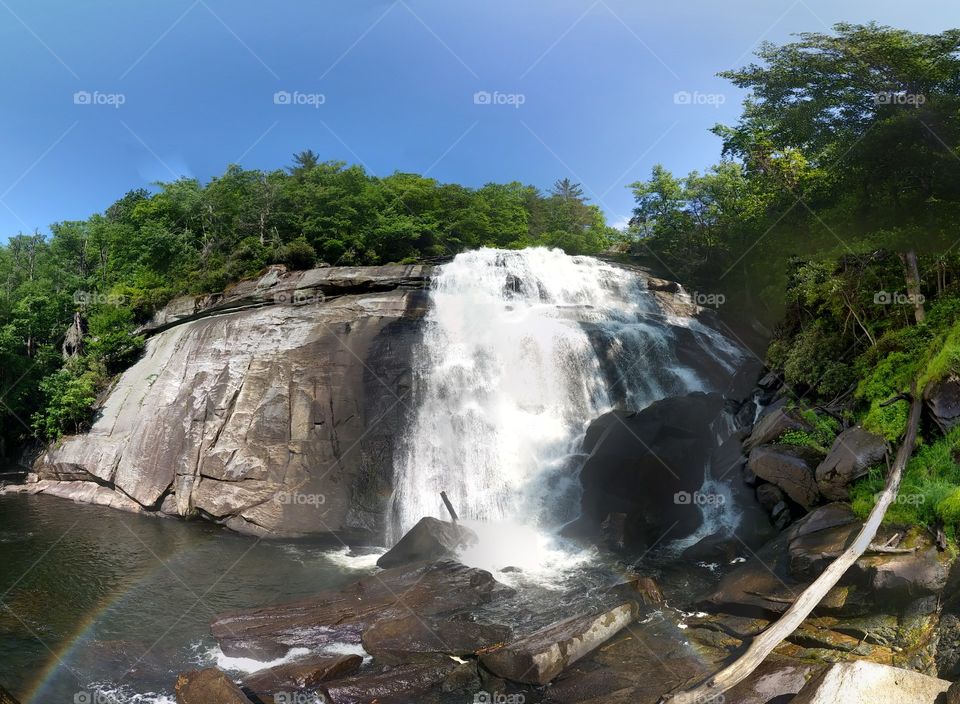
[13, 256, 753, 544]
[27, 265, 431, 540]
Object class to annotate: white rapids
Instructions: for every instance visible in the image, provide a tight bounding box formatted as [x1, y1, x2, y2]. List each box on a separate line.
[388, 247, 742, 574]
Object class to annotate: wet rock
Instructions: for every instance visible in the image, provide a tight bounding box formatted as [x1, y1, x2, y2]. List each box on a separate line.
[211, 560, 511, 659]
[790, 661, 949, 704]
[600, 512, 627, 552]
[861, 549, 951, 603]
[771, 501, 792, 530]
[241, 654, 362, 695]
[607, 575, 664, 607]
[816, 427, 888, 501]
[577, 393, 728, 551]
[441, 660, 481, 694]
[788, 520, 859, 580]
[723, 658, 824, 704]
[747, 445, 823, 510]
[361, 614, 510, 664]
[924, 373, 960, 433]
[757, 371, 782, 390]
[755, 483, 784, 513]
[542, 611, 721, 704]
[481, 602, 639, 685]
[936, 613, 960, 679]
[322, 661, 456, 704]
[743, 407, 810, 451]
[174, 668, 249, 704]
[376, 517, 477, 569]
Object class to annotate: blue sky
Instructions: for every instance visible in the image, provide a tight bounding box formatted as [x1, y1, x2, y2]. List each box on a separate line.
[0, 0, 957, 236]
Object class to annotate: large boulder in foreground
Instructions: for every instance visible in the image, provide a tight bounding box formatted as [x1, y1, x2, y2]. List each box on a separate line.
[174, 668, 248, 704]
[481, 601, 639, 685]
[28, 264, 431, 540]
[791, 661, 950, 704]
[816, 427, 888, 501]
[211, 560, 512, 660]
[376, 517, 477, 568]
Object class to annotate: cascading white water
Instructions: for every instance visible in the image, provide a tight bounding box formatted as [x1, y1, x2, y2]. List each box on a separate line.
[389, 248, 743, 556]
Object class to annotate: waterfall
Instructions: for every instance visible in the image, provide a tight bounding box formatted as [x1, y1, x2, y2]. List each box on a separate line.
[388, 247, 741, 544]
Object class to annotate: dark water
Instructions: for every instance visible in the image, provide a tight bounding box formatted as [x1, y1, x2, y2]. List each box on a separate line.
[0, 493, 376, 704]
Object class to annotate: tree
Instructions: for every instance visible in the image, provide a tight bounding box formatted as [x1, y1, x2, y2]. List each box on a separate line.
[716, 23, 960, 321]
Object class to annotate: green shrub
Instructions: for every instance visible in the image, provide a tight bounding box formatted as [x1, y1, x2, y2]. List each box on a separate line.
[919, 321, 960, 389]
[279, 237, 317, 271]
[32, 363, 104, 439]
[768, 323, 854, 398]
[850, 426, 960, 540]
[778, 409, 840, 452]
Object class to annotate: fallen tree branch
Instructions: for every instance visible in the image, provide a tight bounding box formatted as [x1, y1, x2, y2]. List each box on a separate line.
[661, 391, 923, 704]
[863, 545, 916, 554]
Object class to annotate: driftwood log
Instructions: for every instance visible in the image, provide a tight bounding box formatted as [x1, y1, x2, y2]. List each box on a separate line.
[662, 392, 923, 703]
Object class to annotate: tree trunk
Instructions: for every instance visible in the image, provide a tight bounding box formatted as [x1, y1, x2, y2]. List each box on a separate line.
[899, 249, 925, 324]
[662, 392, 923, 704]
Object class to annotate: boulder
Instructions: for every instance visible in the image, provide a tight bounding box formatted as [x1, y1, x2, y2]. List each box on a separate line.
[861, 549, 951, 602]
[361, 614, 510, 664]
[743, 407, 810, 451]
[722, 659, 824, 704]
[925, 373, 960, 433]
[322, 661, 457, 704]
[790, 661, 949, 704]
[756, 483, 784, 513]
[747, 445, 823, 510]
[32, 265, 432, 540]
[241, 653, 361, 694]
[816, 427, 888, 501]
[210, 560, 512, 659]
[481, 602, 639, 685]
[173, 668, 249, 704]
[376, 517, 477, 568]
[577, 393, 728, 551]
